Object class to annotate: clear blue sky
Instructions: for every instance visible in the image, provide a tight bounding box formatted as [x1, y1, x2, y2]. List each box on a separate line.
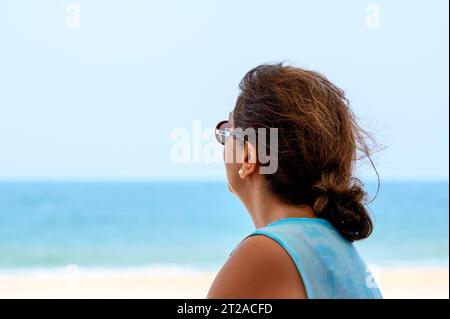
[0, 0, 448, 180]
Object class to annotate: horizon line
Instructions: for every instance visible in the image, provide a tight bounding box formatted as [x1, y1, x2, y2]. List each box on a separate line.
[0, 177, 448, 183]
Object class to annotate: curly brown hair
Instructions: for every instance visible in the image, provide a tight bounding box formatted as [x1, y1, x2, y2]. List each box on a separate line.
[233, 63, 379, 241]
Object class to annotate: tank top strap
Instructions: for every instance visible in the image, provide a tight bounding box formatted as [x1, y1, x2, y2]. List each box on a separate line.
[235, 218, 382, 299]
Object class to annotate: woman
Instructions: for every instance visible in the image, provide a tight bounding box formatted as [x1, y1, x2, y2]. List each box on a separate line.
[207, 63, 382, 299]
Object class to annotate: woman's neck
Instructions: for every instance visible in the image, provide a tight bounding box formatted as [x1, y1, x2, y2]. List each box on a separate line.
[245, 185, 317, 229]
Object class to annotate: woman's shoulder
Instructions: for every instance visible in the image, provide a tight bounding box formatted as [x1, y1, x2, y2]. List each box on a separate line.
[207, 234, 306, 298]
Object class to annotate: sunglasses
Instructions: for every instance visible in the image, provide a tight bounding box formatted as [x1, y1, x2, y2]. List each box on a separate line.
[215, 120, 243, 145]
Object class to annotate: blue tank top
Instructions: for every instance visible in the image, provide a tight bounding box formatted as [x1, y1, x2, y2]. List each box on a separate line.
[240, 217, 382, 299]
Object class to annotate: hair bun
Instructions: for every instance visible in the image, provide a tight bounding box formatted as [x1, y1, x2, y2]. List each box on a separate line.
[312, 176, 373, 241]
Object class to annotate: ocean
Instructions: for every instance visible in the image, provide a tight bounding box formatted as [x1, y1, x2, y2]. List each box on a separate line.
[0, 180, 448, 274]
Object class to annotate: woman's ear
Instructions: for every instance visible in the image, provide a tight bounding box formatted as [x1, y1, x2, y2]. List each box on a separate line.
[239, 142, 257, 179]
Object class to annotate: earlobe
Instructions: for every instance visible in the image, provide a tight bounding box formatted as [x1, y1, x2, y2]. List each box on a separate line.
[243, 143, 257, 176]
[238, 143, 257, 179]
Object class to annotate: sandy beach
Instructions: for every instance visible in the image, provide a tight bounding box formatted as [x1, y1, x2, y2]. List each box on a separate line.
[0, 266, 447, 299]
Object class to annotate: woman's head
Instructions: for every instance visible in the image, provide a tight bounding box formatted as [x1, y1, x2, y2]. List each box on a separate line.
[222, 63, 377, 241]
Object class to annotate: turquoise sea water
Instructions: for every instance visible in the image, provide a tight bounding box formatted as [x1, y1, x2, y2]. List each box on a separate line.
[0, 180, 448, 272]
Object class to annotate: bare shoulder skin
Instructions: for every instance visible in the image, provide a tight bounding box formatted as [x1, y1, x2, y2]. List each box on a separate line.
[207, 234, 307, 299]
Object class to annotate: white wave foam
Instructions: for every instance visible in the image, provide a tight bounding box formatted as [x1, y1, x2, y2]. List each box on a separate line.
[0, 264, 217, 279]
